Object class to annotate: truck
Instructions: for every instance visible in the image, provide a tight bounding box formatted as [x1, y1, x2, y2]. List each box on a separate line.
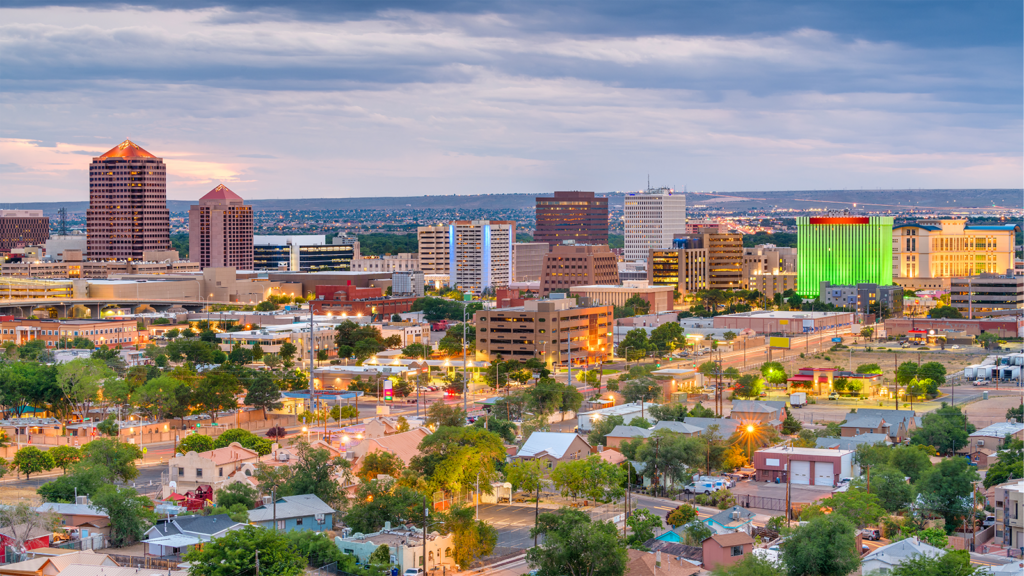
[790, 392, 807, 407]
[430, 320, 450, 331]
[683, 479, 726, 494]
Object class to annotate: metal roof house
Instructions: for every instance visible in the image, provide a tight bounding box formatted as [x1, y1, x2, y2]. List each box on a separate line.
[248, 494, 335, 532]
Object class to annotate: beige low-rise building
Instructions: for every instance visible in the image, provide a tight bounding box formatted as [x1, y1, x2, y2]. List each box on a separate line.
[994, 479, 1024, 549]
[746, 272, 798, 300]
[966, 422, 1024, 452]
[514, 432, 592, 470]
[164, 442, 260, 498]
[570, 282, 674, 313]
[335, 528, 455, 573]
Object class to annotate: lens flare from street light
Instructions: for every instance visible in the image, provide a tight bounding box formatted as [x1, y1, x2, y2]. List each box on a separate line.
[746, 425, 755, 433]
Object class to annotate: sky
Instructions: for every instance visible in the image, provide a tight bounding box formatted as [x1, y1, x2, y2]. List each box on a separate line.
[1, 1, 1021, 202]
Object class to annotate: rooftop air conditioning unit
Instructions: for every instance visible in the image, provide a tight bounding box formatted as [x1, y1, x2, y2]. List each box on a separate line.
[731, 510, 740, 520]
[278, 452, 290, 462]
[262, 495, 272, 506]
[978, 440, 985, 446]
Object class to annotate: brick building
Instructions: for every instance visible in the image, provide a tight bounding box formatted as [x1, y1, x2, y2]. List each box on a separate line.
[474, 296, 612, 366]
[188, 184, 254, 270]
[309, 284, 417, 317]
[753, 446, 856, 487]
[540, 244, 619, 295]
[0, 317, 141, 349]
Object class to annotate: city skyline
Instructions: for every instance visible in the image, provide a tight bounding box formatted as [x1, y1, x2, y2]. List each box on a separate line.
[1, 1, 1021, 202]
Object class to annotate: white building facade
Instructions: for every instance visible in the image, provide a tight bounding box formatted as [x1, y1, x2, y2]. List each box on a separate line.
[623, 190, 686, 263]
[417, 221, 515, 294]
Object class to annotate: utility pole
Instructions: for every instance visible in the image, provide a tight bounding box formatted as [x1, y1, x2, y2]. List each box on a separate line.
[308, 307, 317, 419]
[462, 302, 469, 415]
[423, 495, 428, 573]
[255, 549, 259, 576]
[534, 483, 541, 546]
[865, 465, 870, 494]
[785, 456, 792, 527]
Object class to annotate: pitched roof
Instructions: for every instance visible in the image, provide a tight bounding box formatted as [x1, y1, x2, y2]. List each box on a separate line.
[607, 425, 652, 439]
[97, 139, 156, 159]
[816, 433, 891, 450]
[58, 566, 188, 576]
[863, 538, 944, 565]
[199, 184, 243, 202]
[653, 421, 703, 435]
[151, 514, 243, 537]
[642, 540, 704, 563]
[625, 549, 702, 576]
[855, 409, 917, 426]
[683, 418, 738, 436]
[731, 401, 784, 414]
[194, 443, 260, 466]
[0, 551, 115, 575]
[517, 432, 588, 460]
[708, 532, 755, 547]
[599, 450, 627, 465]
[248, 494, 334, 522]
[36, 502, 108, 518]
[970, 422, 1024, 438]
[706, 506, 756, 528]
[841, 414, 886, 429]
[359, 427, 429, 466]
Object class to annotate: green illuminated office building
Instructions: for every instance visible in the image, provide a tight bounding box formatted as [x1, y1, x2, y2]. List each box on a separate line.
[796, 215, 893, 297]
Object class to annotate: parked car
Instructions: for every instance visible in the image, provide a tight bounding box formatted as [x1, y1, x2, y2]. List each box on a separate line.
[684, 481, 723, 495]
[951, 345, 961, 349]
[983, 515, 996, 528]
[404, 569, 425, 576]
[828, 392, 840, 400]
[862, 528, 881, 541]
[973, 380, 987, 386]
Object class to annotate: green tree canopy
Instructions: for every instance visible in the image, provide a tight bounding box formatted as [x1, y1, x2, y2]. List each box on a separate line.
[184, 525, 305, 576]
[344, 479, 422, 534]
[410, 426, 505, 496]
[92, 485, 156, 547]
[915, 457, 980, 530]
[358, 450, 406, 482]
[13, 446, 54, 479]
[178, 433, 215, 454]
[527, 508, 628, 576]
[910, 402, 976, 455]
[780, 515, 860, 576]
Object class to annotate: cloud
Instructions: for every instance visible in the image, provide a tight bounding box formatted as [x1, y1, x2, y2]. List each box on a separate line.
[0, 3, 1019, 201]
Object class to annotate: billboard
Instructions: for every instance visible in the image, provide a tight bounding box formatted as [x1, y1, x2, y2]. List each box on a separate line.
[769, 337, 792, 349]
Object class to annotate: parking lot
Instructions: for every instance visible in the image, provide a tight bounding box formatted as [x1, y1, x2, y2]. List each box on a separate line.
[728, 477, 836, 503]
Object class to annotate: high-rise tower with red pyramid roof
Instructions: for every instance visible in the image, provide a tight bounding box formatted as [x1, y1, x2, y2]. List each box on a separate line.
[86, 139, 171, 260]
[188, 184, 254, 270]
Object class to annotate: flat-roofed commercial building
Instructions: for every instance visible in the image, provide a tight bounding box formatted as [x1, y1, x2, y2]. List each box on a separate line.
[535, 191, 608, 247]
[951, 273, 1024, 318]
[217, 322, 337, 368]
[540, 244, 619, 296]
[416, 221, 515, 294]
[473, 296, 612, 367]
[0, 278, 74, 300]
[647, 232, 743, 296]
[1, 257, 198, 279]
[892, 220, 1018, 288]
[0, 210, 49, 254]
[623, 189, 686, 263]
[570, 282, 674, 314]
[0, 318, 140, 348]
[712, 310, 854, 335]
[253, 235, 354, 272]
[742, 245, 797, 288]
[747, 272, 797, 300]
[514, 242, 549, 282]
[797, 212, 893, 297]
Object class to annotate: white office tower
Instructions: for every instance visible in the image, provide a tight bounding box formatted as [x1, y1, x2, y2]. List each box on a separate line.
[624, 188, 686, 263]
[417, 220, 515, 294]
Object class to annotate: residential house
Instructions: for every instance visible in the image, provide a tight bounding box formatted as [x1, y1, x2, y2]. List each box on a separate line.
[164, 442, 260, 498]
[143, 514, 245, 558]
[965, 447, 998, 470]
[729, 401, 786, 430]
[334, 527, 455, 573]
[682, 418, 739, 437]
[816, 433, 892, 451]
[843, 409, 919, 443]
[0, 551, 116, 576]
[57, 567, 188, 576]
[515, 432, 593, 470]
[604, 421, 702, 450]
[249, 495, 335, 533]
[349, 427, 430, 472]
[861, 538, 945, 574]
[625, 549, 701, 576]
[36, 499, 110, 540]
[703, 506, 757, 535]
[966, 422, 1024, 453]
[994, 479, 1024, 549]
[701, 532, 755, 570]
[641, 540, 704, 568]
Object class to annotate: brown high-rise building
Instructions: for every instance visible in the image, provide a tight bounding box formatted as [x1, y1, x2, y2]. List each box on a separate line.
[535, 191, 608, 247]
[189, 184, 254, 270]
[540, 244, 620, 295]
[86, 139, 170, 261]
[0, 210, 49, 254]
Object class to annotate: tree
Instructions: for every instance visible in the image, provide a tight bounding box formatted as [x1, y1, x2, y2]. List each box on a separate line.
[344, 479, 423, 533]
[505, 459, 543, 493]
[339, 405, 360, 424]
[178, 433, 215, 454]
[626, 508, 662, 549]
[184, 525, 304, 576]
[559, 384, 584, 421]
[628, 416, 652, 429]
[193, 370, 241, 423]
[1007, 404, 1024, 423]
[0, 502, 61, 550]
[895, 361, 919, 387]
[617, 329, 650, 360]
[817, 489, 885, 529]
[760, 362, 787, 387]
[889, 445, 933, 483]
[649, 322, 684, 352]
[132, 375, 185, 421]
[916, 457, 979, 530]
[621, 377, 662, 405]
[92, 484, 156, 547]
[279, 342, 298, 364]
[49, 445, 80, 473]
[976, 332, 999, 349]
[888, 549, 981, 576]
[80, 438, 143, 482]
[983, 438, 1023, 489]
[437, 323, 476, 356]
[412, 426, 506, 496]
[856, 363, 883, 374]
[57, 358, 113, 423]
[781, 407, 802, 435]
[916, 362, 947, 386]
[358, 450, 406, 481]
[649, 403, 688, 423]
[96, 414, 119, 437]
[860, 327, 874, 340]
[681, 520, 713, 546]
[283, 441, 352, 513]
[215, 482, 259, 509]
[246, 372, 283, 419]
[587, 415, 624, 448]
[255, 301, 279, 312]
[284, 531, 356, 571]
[780, 514, 860, 576]
[368, 543, 393, 567]
[666, 505, 697, 528]
[37, 465, 106, 503]
[733, 374, 764, 399]
[910, 402, 975, 455]
[13, 446, 54, 479]
[527, 377, 565, 415]
[928, 306, 963, 319]
[473, 417, 516, 443]
[402, 343, 432, 358]
[214, 428, 272, 456]
[425, 400, 467, 428]
[438, 504, 498, 569]
[689, 402, 717, 418]
[527, 508, 628, 576]
[855, 465, 913, 512]
[550, 455, 626, 502]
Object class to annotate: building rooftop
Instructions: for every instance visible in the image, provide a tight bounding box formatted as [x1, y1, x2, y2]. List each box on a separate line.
[606, 425, 652, 439]
[969, 422, 1024, 438]
[580, 402, 657, 418]
[358, 428, 431, 467]
[517, 432, 587, 460]
[97, 139, 156, 160]
[757, 446, 854, 457]
[249, 494, 334, 523]
[718, 311, 851, 319]
[708, 530, 755, 546]
[863, 538, 944, 565]
[200, 184, 243, 202]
